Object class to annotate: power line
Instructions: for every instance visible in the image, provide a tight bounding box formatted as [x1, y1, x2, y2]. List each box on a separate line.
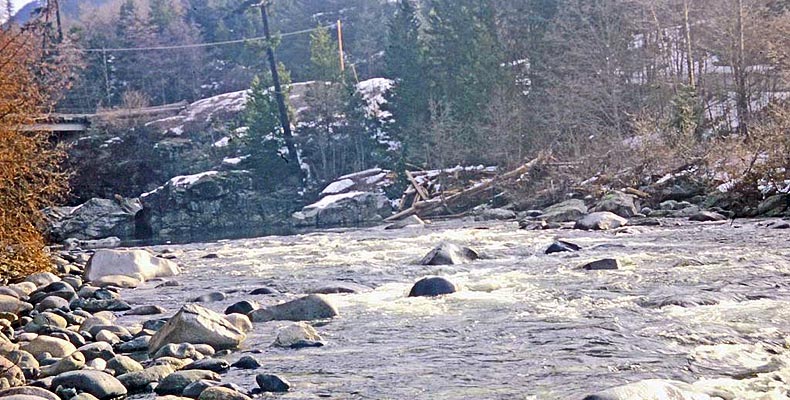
[60, 24, 335, 53]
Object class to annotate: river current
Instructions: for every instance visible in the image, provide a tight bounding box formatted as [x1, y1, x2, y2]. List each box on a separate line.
[119, 219, 790, 399]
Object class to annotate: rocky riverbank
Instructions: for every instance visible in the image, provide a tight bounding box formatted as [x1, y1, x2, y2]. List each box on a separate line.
[3, 214, 790, 399]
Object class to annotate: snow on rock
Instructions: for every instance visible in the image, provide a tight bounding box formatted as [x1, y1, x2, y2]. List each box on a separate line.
[169, 171, 219, 188]
[305, 191, 367, 210]
[320, 179, 355, 196]
[213, 137, 230, 148]
[222, 155, 249, 166]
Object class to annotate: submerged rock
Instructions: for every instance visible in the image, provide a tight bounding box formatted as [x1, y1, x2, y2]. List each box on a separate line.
[255, 374, 291, 393]
[148, 304, 246, 355]
[231, 356, 260, 370]
[408, 277, 458, 297]
[545, 240, 581, 254]
[248, 295, 338, 323]
[420, 242, 478, 265]
[581, 259, 620, 271]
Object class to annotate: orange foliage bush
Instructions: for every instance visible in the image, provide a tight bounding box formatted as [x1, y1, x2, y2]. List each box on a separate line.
[0, 27, 68, 281]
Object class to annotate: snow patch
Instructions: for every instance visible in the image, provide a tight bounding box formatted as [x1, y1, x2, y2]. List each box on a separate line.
[168, 171, 219, 188]
[213, 137, 230, 148]
[305, 191, 365, 210]
[222, 155, 249, 166]
[320, 178, 355, 196]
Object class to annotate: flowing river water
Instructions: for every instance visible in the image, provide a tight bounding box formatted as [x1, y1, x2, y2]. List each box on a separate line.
[118, 219, 790, 399]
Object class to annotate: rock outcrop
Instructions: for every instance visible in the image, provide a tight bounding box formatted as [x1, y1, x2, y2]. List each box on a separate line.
[292, 191, 392, 228]
[44, 197, 142, 242]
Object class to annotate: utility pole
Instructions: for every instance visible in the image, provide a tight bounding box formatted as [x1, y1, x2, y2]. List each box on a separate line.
[337, 19, 345, 72]
[259, 1, 301, 176]
[682, 0, 695, 88]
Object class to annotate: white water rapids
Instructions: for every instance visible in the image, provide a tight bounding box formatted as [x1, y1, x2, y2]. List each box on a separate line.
[119, 219, 790, 399]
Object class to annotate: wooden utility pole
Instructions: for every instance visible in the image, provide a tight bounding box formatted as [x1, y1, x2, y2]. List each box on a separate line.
[337, 19, 345, 72]
[259, 1, 300, 171]
[734, 0, 749, 137]
[682, 0, 695, 88]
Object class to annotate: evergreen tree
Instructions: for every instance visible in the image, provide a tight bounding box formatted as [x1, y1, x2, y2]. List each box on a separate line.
[149, 0, 176, 33]
[384, 0, 429, 166]
[309, 24, 341, 82]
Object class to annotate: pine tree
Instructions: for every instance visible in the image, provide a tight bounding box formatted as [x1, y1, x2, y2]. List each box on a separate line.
[384, 0, 429, 166]
[149, 0, 176, 33]
[309, 24, 341, 82]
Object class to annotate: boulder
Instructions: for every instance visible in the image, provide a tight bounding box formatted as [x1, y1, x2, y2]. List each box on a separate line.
[0, 295, 33, 315]
[545, 240, 581, 254]
[183, 380, 217, 398]
[224, 314, 253, 333]
[148, 304, 246, 355]
[419, 242, 478, 265]
[582, 379, 728, 400]
[21, 336, 76, 358]
[154, 370, 221, 396]
[574, 212, 628, 231]
[291, 191, 393, 228]
[0, 386, 59, 400]
[582, 259, 620, 271]
[256, 374, 291, 393]
[39, 351, 85, 378]
[193, 292, 225, 303]
[198, 386, 252, 400]
[248, 295, 338, 323]
[125, 305, 166, 316]
[231, 356, 260, 370]
[688, 211, 727, 222]
[106, 355, 143, 376]
[91, 275, 141, 289]
[224, 301, 258, 315]
[592, 191, 639, 218]
[84, 249, 180, 282]
[757, 194, 789, 217]
[0, 355, 25, 387]
[541, 199, 588, 222]
[153, 343, 202, 360]
[116, 365, 174, 392]
[44, 197, 142, 241]
[24, 273, 60, 288]
[272, 322, 324, 348]
[408, 277, 458, 297]
[183, 358, 230, 374]
[473, 208, 516, 221]
[50, 370, 127, 400]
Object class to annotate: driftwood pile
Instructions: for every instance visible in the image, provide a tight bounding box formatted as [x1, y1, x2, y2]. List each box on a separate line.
[387, 156, 548, 221]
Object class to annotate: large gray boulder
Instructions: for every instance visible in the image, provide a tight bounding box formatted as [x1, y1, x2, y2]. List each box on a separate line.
[84, 249, 180, 282]
[542, 199, 588, 222]
[0, 387, 59, 400]
[592, 191, 639, 218]
[583, 379, 729, 400]
[50, 370, 126, 400]
[148, 304, 246, 355]
[248, 295, 338, 323]
[574, 212, 628, 230]
[0, 295, 32, 315]
[757, 194, 789, 216]
[44, 197, 142, 241]
[291, 191, 392, 228]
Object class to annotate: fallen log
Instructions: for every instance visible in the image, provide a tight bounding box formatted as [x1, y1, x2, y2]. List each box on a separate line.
[385, 155, 547, 222]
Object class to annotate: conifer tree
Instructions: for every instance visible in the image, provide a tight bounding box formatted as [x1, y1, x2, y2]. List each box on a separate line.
[309, 25, 342, 82]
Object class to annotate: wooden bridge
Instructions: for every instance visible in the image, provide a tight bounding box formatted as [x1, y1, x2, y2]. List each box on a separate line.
[22, 101, 188, 134]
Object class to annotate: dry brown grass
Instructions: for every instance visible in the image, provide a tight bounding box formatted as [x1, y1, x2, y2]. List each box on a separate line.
[0, 27, 68, 281]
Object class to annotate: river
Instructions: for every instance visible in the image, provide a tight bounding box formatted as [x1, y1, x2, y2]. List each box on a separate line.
[118, 219, 790, 399]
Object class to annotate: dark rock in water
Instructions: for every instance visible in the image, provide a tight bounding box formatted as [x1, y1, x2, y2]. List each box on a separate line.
[574, 212, 627, 230]
[50, 370, 127, 400]
[231, 356, 261, 370]
[248, 295, 338, 323]
[193, 292, 226, 303]
[688, 211, 727, 222]
[582, 378, 731, 400]
[420, 242, 478, 265]
[249, 287, 278, 295]
[308, 282, 372, 294]
[582, 259, 620, 271]
[156, 280, 181, 288]
[629, 217, 662, 227]
[224, 301, 259, 315]
[408, 277, 458, 297]
[288, 339, 325, 349]
[519, 220, 561, 230]
[545, 240, 581, 254]
[592, 191, 639, 218]
[154, 370, 221, 396]
[126, 305, 166, 316]
[183, 358, 230, 374]
[765, 220, 790, 229]
[256, 373, 291, 393]
[201, 253, 220, 259]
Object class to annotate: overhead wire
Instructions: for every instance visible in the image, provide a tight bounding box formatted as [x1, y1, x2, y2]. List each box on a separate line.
[57, 23, 335, 53]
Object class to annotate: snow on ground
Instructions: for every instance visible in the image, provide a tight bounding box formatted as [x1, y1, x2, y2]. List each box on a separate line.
[222, 155, 249, 166]
[320, 178, 356, 196]
[305, 191, 365, 210]
[356, 78, 394, 120]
